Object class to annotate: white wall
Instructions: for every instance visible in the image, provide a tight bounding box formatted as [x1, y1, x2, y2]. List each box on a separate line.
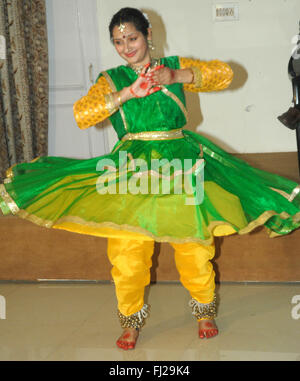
[97, 0, 300, 153]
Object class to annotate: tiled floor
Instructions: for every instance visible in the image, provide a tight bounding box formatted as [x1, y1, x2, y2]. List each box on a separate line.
[0, 281, 299, 361]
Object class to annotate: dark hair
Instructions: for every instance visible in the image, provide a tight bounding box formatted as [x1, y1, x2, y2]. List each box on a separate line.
[109, 7, 150, 40]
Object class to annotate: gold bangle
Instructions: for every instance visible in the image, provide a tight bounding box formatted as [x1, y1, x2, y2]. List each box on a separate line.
[190, 66, 202, 88]
[104, 93, 118, 114]
[118, 93, 122, 107]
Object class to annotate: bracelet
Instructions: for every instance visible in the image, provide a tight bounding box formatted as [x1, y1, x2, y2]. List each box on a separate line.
[104, 93, 118, 114]
[190, 66, 202, 88]
[117, 93, 122, 107]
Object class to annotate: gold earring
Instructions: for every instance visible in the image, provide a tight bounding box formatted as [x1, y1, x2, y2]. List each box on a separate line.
[148, 39, 155, 50]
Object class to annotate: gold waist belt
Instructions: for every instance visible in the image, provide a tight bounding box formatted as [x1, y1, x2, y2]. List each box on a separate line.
[121, 128, 184, 141]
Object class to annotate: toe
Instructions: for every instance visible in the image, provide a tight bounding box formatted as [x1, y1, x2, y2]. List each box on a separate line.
[207, 329, 218, 339]
[116, 339, 128, 350]
[199, 328, 219, 339]
[127, 342, 136, 350]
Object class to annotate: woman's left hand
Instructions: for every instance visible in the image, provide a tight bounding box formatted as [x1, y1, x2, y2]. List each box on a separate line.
[146, 66, 176, 86]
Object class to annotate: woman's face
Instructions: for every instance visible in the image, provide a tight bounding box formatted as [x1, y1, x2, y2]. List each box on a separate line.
[112, 22, 151, 66]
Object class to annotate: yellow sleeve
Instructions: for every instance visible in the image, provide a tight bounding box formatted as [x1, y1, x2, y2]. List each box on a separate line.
[73, 75, 117, 130]
[179, 57, 233, 93]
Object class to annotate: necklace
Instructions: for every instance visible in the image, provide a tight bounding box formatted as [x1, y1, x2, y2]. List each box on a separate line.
[127, 57, 160, 76]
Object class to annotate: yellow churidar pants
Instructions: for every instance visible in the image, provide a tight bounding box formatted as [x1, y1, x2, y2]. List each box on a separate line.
[107, 237, 215, 318]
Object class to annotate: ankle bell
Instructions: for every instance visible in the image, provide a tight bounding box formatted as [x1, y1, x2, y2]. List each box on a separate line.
[117, 304, 150, 329]
[188, 295, 217, 320]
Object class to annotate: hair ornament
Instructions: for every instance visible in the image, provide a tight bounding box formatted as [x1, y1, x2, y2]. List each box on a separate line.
[142, 11, 152, 28]
[118, 23, 126, 32]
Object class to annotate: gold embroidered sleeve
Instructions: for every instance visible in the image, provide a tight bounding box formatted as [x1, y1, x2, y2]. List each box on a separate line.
[73, 75, 116, 129]
[179, 57, 233, 93]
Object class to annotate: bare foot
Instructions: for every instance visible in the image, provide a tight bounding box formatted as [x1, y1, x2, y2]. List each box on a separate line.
[198, 319, 218, 339]
[116, 328, 139, 350]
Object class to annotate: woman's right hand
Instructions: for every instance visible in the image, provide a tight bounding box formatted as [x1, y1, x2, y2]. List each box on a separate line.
[127, 63, 164, 98]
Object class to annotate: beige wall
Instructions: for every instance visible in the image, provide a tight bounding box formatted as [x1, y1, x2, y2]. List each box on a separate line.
[97, 0, 300, 153]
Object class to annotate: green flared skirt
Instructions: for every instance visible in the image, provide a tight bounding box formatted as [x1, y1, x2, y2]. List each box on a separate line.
[1, 130, 300, 244]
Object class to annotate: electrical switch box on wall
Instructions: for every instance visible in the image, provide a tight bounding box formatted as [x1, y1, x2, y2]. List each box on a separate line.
[213, 3, 239, 22]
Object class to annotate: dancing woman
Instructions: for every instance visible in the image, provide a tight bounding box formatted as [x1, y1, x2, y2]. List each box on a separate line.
[1, 7, 300, 350]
